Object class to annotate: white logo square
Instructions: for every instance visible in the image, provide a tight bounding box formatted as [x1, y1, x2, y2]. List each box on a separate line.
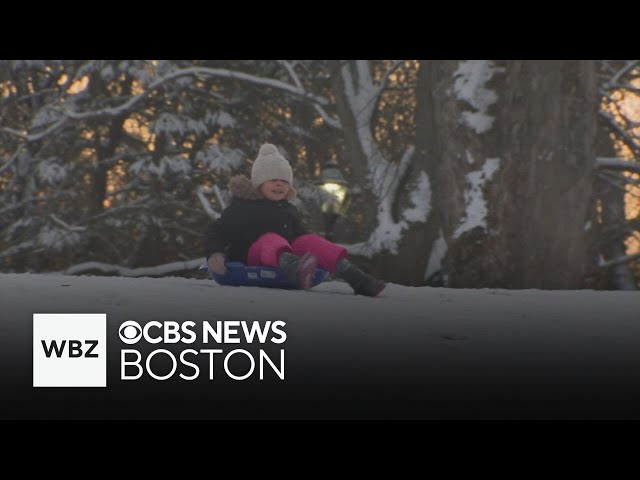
[33, 313, 107, 387]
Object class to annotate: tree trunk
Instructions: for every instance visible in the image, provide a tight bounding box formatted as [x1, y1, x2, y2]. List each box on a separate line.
[329, 60, 377, 244]
[373, 61, 444, 286]
[426, 60, 597, 289]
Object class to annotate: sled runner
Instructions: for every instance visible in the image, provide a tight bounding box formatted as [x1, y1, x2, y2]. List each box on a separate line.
[201, 261, 330, 289]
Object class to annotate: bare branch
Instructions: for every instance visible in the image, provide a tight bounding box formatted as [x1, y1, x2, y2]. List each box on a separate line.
[278, 60, 342, 129]
[596, 157, 640, 173]
[599, 252, 640, 268]
[606, 83, 640, 96]
[380, 60, 404, 91]
[598, 110, 640, 155]
[604, 60, 640, 89]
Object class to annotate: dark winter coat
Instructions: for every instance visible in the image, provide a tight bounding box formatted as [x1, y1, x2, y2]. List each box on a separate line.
[203, 175, 308, 262]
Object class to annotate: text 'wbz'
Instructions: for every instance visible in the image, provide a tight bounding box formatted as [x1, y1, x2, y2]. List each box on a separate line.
[120, 320, 286, 381]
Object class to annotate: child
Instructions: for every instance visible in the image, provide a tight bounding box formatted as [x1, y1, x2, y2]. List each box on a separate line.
[204, 143, 386, 297]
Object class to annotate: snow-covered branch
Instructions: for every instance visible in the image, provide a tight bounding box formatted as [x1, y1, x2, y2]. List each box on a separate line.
[338, 61, 429, 257]
[341, 147, 431, 257]
[62, 66, 331, 121]
[197, 187, 221, 220]
[212, 185, 226, 210]
[278, 60, 342, 129]
[1, 117, 69, 141]
[0, 191, 74, 216]
[0, 147, 22, 175]
[65, 258, 204, 277]
[77, 195, 151, 223]
[49, 214, 87, 232]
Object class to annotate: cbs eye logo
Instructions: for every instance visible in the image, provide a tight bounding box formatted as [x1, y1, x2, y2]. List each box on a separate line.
[119, 321, 142, 344]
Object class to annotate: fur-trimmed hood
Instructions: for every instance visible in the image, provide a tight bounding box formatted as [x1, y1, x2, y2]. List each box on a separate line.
[228, 175, 296, 201]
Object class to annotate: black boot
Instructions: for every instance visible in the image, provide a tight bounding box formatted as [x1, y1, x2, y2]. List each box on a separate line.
[279, 252, 317, 289]
[336, 259, 386, 297]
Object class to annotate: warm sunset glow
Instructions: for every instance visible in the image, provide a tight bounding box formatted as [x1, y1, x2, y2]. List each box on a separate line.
[0, 81, 12, 97]
[131, 80, 145, 95]
[80, 148, 96, 159]
[123, 117, 152, 142]
[1, 81, 17, 98]
[625, 172, 640, 254]
[67, 76, 89, 94]
[604, 74, 640, 256]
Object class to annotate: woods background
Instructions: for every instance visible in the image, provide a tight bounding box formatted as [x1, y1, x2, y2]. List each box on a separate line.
[1, 60, 638, 289]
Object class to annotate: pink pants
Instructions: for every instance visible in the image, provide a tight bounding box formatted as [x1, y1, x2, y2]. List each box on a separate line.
[247, 233, 348, 273]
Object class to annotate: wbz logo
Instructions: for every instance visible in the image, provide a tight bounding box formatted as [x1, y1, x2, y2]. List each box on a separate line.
[41, 339, 99, 358]
[33, 314, 106, 387]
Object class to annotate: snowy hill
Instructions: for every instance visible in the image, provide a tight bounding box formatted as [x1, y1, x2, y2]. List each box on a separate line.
[2, 273, 639, 419]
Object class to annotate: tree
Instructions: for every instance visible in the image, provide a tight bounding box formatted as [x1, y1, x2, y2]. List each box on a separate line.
[2, 59, 638, 290]
[593, 60, 640, 290]
[419, 60, 598, 289]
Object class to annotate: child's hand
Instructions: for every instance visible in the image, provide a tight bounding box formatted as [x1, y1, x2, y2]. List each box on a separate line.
[208, 253, 227, 275]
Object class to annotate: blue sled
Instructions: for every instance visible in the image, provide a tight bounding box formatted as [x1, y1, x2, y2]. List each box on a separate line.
[200, 261, 330, 289]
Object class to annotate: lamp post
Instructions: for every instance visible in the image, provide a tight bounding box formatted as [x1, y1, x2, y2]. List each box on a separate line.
[318, 159, 349, 241]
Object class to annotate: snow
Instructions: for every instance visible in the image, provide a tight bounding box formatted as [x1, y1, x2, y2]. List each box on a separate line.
[197, 187, 221, 220]
[205, 111, 235, 129]
[65, 259, 203, 277]
[152, 113, 208, 136]
[6, 218, 33, 239]
[37, 226, 81, 250]
[32, 107, 62, 130]
[454, 158, 501, 239]
[453, 60, 503, 134]
[195, 145, 244, 173]
[2, 272, 640, 419]
[425, 230, 447, 280]
[100, 64, 115, 81]
[465, 150, 475, 165]
[402, 171, 431, 223]
[37, 161, 67, 185]
[346, 218, 407, 256]
[344, 147, 428, 257]
[130, 156, 192, 177]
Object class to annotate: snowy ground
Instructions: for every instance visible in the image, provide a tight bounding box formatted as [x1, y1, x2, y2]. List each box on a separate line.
[2, 273, 639, 419]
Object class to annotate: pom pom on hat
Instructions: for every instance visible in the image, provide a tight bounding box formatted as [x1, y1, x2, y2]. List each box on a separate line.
[258, 143, 279, 156]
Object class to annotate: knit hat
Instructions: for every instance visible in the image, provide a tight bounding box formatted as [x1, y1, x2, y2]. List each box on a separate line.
[251, 143, 293, 190]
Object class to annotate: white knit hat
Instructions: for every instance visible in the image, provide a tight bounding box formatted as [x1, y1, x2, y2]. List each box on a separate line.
[251, 143, 293, 190]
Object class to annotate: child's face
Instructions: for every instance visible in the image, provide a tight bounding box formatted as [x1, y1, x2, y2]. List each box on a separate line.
[259, 179, 290, 201]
